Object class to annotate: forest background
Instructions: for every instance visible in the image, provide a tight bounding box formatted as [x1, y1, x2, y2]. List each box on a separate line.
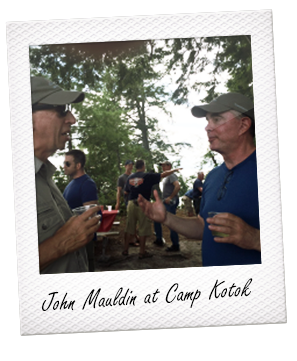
[29, 35, 253, 208]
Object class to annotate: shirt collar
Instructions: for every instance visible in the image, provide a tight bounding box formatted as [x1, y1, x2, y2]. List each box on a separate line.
[34, 156, 57, 177]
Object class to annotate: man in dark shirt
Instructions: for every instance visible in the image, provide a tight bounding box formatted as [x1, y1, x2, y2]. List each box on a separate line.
[193, 171, 204, 215]
[123, 160, 181, 259]
[63, 149, 98, 209]
[138, 92, 261, 267]
[63, 149, 98, 271]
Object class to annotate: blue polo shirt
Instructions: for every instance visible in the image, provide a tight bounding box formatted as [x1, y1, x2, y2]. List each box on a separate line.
[200, 151, 261, 266]
[63, 174, 98, 209]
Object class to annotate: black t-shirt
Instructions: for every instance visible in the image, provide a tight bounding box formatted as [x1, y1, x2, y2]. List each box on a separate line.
[125, 172, 161, 201]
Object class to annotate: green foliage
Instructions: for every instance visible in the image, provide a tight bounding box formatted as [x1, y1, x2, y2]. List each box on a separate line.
[52, 166, 69, 194]
[30, 36, 251, 204]
[177, 174, 189, 196]
[200, 148, 222, 169]
[156, 36, 253, 172]
[164, 36, 253, 104]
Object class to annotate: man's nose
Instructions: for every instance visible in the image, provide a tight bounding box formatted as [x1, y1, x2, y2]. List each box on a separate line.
[205, 121, 212, 132]
[65, 111, 76, 125]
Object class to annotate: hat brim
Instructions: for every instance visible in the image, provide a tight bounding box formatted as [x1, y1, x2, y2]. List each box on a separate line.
[191, 103, 231, 118]
[39, 90, 85, 105]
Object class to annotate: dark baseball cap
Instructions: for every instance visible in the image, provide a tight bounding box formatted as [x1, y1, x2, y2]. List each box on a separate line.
[191, 93, 254, 120]
[31, 76, 85, 106]
[159, 160, 172, 166]
[125, 160, 134, 165]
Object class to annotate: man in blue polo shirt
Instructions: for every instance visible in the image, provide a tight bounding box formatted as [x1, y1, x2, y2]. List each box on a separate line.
[138, 92, 261, 267]
[63, 149, 98, 271]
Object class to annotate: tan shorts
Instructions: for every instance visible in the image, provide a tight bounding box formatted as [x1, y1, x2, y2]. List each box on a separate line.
[125, 200, 152, 237]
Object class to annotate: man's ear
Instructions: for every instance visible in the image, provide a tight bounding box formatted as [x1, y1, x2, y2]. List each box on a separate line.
[239, 116, 252, 136]
[76, 162, 82, 170]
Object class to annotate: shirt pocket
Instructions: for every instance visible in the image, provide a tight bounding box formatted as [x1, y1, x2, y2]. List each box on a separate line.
[37, 205, 64, 244]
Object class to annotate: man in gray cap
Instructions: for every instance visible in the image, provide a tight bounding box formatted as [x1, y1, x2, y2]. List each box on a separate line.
[138, 92, 261, 267]
[115, 160, 134, 211]
[31, 76, 101, 274]
[115, 159, 140, 247]
[156, 160, 181, 251]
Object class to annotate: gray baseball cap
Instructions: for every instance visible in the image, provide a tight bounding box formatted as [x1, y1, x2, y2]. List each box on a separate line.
[159, 160, 172, 166]
[31, 76, 85, 106]
[191, 92, 254, 120]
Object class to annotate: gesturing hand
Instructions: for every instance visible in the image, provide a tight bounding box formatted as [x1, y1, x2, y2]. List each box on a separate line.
[138, 190, 167, 223]
[206, 213, 261, 252]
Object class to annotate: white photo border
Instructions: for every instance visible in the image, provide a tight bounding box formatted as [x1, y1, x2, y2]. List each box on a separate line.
[6, 10, 286, 335]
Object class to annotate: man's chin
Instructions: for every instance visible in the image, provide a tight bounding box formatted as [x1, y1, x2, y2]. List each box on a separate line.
[209, 145, 220, 154]
[58, 143, 66, 151]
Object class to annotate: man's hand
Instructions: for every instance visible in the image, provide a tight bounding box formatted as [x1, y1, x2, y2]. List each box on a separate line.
[164, 197, 171, 205]
[39, 205, 101, 271]
[55, 206, 101, 254]
[206, 213, 261, 251]
[138, 190, 167, 223]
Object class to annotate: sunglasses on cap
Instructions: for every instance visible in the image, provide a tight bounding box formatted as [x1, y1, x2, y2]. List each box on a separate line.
[32, 103, 71, 117]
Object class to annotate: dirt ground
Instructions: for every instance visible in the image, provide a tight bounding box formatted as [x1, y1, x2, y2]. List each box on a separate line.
[94, 209, 202, 272]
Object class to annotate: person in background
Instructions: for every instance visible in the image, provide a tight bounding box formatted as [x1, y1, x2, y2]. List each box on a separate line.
[115, 160, 140, 247]
[150, 170, 166, 247]
[193, 172, 204, 215]
[182, 189, 195, 217]
[115, 160, 134, 210]
[32, 76, 100, 274]
[63, 149, 98, 272]
[123, 160, 182, 259]
[138, 92, 261, 267]
[159, 161, 181, 252]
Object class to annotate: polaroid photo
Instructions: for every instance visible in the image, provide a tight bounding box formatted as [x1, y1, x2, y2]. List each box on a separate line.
[6, 10, 286, 335]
